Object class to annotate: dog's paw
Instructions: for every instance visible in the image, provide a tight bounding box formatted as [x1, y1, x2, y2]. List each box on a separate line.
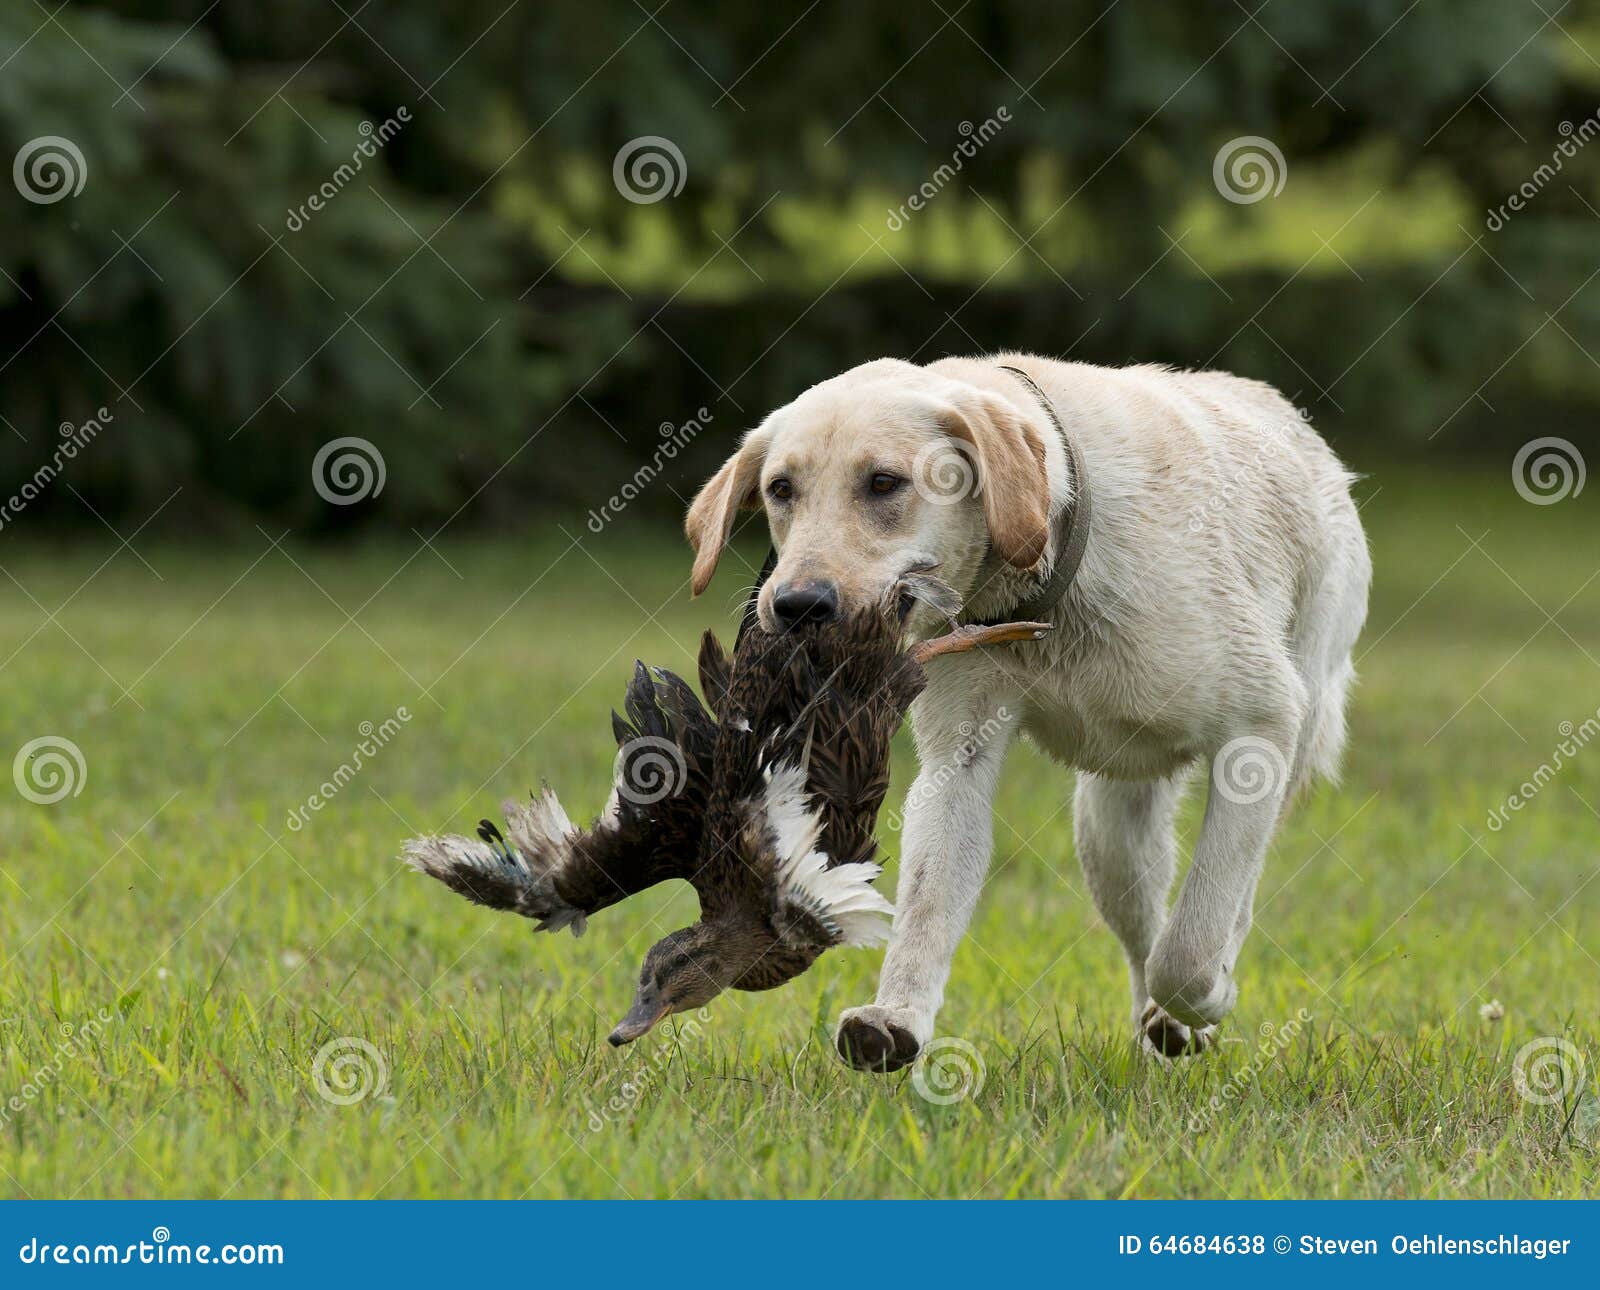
[835, 1005, 924, 1073]
[1139, 1000, 1215, 1060]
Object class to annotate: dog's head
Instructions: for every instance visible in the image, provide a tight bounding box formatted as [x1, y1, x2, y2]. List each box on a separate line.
[686, 359, 1052, 631]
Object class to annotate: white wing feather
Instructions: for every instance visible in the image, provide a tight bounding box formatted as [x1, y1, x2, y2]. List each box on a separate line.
[761, 763, 895, 947]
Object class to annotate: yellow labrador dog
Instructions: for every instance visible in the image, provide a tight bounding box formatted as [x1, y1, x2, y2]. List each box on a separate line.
[686, 354, 1370, 1069]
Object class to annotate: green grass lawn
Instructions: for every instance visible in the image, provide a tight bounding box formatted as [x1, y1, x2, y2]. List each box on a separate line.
[1, 466, 1597, 1198]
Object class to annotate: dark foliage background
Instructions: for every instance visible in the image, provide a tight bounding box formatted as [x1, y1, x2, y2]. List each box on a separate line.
[3, 1, 1597, 535]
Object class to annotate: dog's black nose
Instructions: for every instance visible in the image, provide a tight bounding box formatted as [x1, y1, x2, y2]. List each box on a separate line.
[771, 580, 839, 627]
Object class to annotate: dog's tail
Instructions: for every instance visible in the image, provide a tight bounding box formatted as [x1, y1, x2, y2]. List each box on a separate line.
[1285, 471, 1371, 800]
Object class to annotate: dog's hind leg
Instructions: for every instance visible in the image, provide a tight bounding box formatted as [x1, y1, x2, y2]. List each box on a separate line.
[1144, 708, 1302, 1037]
[1074, 771, 1207, 1057]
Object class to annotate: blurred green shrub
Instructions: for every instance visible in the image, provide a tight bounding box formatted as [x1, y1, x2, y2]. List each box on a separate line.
[1, 1, 1595, 534]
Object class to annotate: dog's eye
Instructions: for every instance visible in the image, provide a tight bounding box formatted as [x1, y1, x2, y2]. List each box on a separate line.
[767, 478, 793, 501]
[868, 472, 902, 496]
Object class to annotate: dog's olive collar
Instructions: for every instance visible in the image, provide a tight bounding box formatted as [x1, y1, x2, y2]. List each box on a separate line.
[969, 363, 1091, 628]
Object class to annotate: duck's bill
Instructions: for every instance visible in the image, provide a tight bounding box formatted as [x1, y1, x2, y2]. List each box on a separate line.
[912, 621, 1053, 664]
[607, 1000, 668, 1047]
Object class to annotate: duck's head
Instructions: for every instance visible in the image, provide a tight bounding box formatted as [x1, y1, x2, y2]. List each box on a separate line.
[607, 922, 744, 1046]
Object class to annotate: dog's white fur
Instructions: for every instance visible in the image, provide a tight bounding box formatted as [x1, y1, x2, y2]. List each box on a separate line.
[686, 354, 1370, 1063]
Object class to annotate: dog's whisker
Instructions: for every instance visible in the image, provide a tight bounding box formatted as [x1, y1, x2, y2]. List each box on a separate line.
[893, 570, 962, 621]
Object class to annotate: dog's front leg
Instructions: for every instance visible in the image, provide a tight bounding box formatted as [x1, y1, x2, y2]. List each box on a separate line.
[835, 681, 1018, 1072]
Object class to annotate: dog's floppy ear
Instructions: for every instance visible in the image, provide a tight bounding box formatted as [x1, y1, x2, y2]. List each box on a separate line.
[940, 388, 1051, 569]
[685, 428, 769, 596]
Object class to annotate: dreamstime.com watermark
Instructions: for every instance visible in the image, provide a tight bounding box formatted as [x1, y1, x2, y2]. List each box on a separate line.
[18, 1228, 283, 1267]
[11, 735, 87, 805]
[311, 1036, 389, 1105]
[1187, 408, 1307, 534]
[0, 1007, 115, 1128]
[1512, 1036, 1588, 1107]
[886, 708, 1011, 832]
[1486, 109, 1600, 231]
[613, 135, 686, 204]
[909, 439, 979, 506]
[612, 731, 691, 807]
[1487, 705, 1600, 832]
[0, 407, 112, 535]
[586, 407, 713, 532]
[1212, 135, 1287, 204]
[12, 135, 87, 204]
[287, 708, 411, 832]
[912, 1036, 986, 1105]
[1511, 436, 1585, 505]
[1187, 1008, 1313, 1132]
[585, 1009, 711, 1130]
[885, 107, 1012, 231]
[312, 435, 386, 505]
[1211, 735, 1290, 807]
[285, 107, 411, 231]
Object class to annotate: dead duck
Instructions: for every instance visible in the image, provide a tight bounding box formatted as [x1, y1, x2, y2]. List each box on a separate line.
[607, 603, 921, 1043]
[403, 575, 1049, 1045]
[608, 596, 1052, 1044]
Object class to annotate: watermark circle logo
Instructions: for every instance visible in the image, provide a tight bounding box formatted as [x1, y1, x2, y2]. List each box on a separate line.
[1512, 437, 1585, 505]
[910, 442, 979, 505]
[1212, 135, 1287, 204]
[612, 136, 686, 204]
[1211, 735, 1288, 806]
[614, 735, 687, 806]
[312, 1036, 388, 1105]
[911, 1036, 986, 1105]
[312, 436, 386, 505]
[13, 736, 87, 804]
[1512, 1036, 1586, 1106]
[13, 136, 87, 204]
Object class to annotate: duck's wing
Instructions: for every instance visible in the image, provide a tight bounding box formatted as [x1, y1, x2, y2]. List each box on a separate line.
[402, 661, 715, 935]
[684, 626, 895, 951]
[733, 614, 931, 948]
[802, 647, 924, 869]
[701, 607, 918, 953]
[744, 617, 922, 871]
[752, 761, 895, 949]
